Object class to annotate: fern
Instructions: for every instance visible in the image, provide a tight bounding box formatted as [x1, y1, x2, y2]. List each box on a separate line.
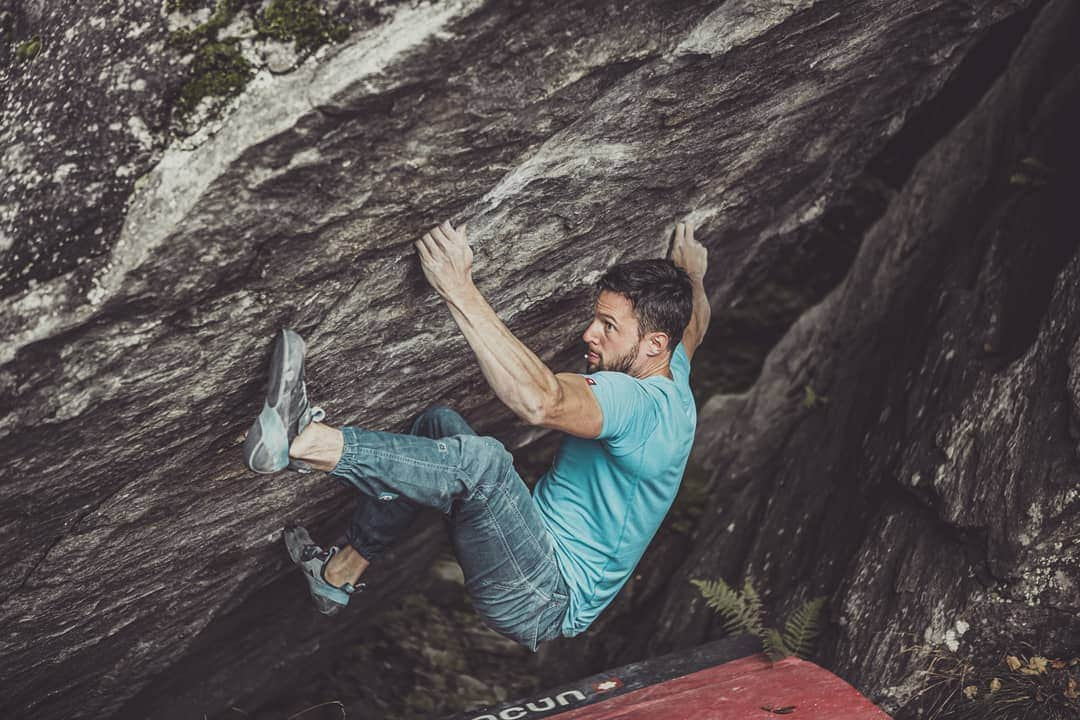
[690, 578, 763, 636]
[742, 579, 762, 625]
[762, 628, 792, 662]
[691, 577, 827, 663]
[782, 596, 827, 659]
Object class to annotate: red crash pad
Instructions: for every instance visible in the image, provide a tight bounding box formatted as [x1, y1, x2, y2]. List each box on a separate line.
[546, 654, 892, 720]
[443, 637, 892, 720]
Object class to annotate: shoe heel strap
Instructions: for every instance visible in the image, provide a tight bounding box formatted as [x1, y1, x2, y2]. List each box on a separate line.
[287, 459, 315, 474]
[320, 547, 361, 594]
[293, 406, 326, 450]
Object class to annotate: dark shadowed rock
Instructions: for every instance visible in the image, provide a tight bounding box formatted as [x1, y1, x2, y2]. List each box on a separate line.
[0, 0, 1067, 718]
[536, 2, 1079, 719]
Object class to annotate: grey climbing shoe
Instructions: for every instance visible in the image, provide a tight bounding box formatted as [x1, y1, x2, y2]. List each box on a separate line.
[242, 328, 325, 474]
[284, 526, 363, 615]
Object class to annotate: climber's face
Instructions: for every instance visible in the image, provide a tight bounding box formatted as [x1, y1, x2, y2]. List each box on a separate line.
[582, 290, 642, 375]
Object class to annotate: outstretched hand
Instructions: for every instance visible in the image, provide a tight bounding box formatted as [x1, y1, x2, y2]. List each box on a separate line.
[415, 220, 474, 302]
[670, 221, 707, 282]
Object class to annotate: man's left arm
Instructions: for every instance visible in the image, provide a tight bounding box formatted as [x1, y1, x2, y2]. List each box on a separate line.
[669, 222, 709, 361]
[415, 220, 602, 438]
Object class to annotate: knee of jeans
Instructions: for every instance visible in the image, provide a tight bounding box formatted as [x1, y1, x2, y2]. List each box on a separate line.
[412, 405, 457, 433]
[459, 436, 513, 494]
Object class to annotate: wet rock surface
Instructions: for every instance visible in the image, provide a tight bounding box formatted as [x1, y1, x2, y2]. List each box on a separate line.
[1, 0, 1073, 718]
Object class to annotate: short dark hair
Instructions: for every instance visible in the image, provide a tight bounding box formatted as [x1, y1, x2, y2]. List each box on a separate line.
[596, 259, 693, 351]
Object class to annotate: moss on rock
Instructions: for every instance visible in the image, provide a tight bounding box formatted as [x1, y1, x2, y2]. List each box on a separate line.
[167, 0, 249, 50]
[255, 0, 351, 54]
[165, 0, 350, 126]
[14, 36, 42, 62]
[177, 40, 253, 116]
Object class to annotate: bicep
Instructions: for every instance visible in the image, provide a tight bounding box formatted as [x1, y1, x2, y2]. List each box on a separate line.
[536, 373, 604, 439]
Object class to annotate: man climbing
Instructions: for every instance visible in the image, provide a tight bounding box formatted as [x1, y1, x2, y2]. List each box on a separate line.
[242, 220, 710, 650]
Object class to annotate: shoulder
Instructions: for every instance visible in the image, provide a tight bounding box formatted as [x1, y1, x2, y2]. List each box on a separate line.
[586, 370, 656, 415]
[586, 371, 660, 446]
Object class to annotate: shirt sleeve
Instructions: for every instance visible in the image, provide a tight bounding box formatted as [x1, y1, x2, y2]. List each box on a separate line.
[671, 342, 691, 386]
[585, 371, 659, 455]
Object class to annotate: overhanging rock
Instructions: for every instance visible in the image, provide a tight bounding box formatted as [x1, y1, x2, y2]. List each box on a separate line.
[0, 0, 1049, 717]
[533, 2, 1079, 719]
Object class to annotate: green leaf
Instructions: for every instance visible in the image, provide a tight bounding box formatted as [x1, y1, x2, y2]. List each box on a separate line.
[782, 596, 827, 659]
[690, 577, 763, 636]
[742, 578, 763, 624]
[763, 628, 792, 662]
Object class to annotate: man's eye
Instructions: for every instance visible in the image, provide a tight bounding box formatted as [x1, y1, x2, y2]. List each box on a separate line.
[604, 322, 615, 331]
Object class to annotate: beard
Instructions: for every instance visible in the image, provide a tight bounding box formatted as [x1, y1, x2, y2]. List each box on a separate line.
[585, 344, 638, 375]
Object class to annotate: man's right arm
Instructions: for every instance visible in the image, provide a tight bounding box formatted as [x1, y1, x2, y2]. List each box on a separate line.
[416, 220, 604, 438]
[670, 221, 710, 361]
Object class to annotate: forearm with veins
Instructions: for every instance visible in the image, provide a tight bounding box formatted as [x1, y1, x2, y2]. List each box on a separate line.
[442, 282, 559, 425]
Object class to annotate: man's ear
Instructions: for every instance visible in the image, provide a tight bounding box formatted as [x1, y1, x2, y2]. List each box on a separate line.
[645, 331, 671, 357]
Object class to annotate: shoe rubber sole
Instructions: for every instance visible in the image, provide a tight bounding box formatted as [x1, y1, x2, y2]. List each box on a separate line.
[243, 328, 310, 473]
[284, 526, 350, 616]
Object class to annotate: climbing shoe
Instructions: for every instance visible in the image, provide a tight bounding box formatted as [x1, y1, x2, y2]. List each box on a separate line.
[284, 526, 363, 616]
[242, 328, 325, 474]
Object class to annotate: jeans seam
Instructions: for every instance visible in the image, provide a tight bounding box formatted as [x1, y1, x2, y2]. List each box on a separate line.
[530, 613, 541, 652]
[345, 445, 458, 473]
[477, 467, 552, 599]
[497, 473, 551, 595]
[480, 486, 533, 595]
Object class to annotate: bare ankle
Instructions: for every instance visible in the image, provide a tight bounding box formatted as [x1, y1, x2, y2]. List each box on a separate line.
[288, 422, 319, 457]
[324, 563, 358, 588]
[324, 546, 371, 588]
[288, 422, 344, 472]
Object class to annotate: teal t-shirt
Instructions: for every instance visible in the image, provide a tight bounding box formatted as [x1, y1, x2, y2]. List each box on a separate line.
[532, 343, 696, 636]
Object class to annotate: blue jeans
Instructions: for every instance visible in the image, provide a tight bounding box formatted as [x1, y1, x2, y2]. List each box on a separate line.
[330, 406, 568, 651]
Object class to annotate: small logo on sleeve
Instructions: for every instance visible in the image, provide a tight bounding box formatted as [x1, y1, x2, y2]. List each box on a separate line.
[585, 377, 597, 386]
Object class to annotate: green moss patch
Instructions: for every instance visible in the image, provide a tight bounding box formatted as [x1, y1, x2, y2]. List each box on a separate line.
[167, 0, 249, 50]
[255, 0, 350, 54]
[15, 36, 42, 62]
[177, 40, 253, 116]
[166, 0, 350, 125]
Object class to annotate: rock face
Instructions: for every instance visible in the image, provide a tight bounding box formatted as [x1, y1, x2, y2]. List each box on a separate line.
[1, 0, 1073, 718]
[537, 0, 1080, 717]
